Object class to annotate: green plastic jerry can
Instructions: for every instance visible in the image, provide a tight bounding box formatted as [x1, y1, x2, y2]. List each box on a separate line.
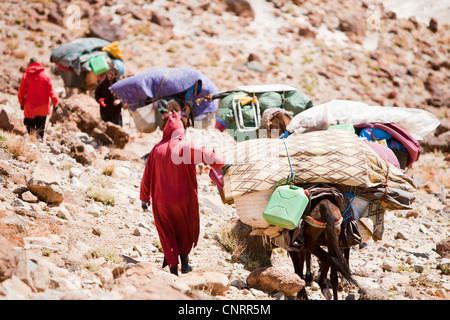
[263, 185, 309, 229]
[90, 55, 109, 75]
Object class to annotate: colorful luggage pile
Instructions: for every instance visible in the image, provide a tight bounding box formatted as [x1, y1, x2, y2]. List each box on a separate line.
[215, 87, 313, 132]
[212, 100, 440, 241]
[50, 37, 124, 90]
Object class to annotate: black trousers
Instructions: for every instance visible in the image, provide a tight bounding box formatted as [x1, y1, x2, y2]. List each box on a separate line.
[101, 112, 122, 127]
[24, 116, 47, 140]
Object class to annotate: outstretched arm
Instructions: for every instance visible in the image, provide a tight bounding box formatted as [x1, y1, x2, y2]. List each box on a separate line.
[190, 144, 226, 170]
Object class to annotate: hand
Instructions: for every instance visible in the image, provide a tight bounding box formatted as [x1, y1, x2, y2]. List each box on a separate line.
[141, 202, 149, 212]
[20, 105, 24, 110]
[53, 105, 58, 112]
[114, 99, 121, 106]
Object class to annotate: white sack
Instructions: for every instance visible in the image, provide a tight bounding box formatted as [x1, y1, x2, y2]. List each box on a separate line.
[287, 100, 440, 140]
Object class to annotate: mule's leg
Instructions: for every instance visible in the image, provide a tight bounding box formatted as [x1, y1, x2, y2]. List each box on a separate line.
[288, 251, 308, 300]
[288, 251, 303, 277]
[330, 266, 339, 300]
[344, 247, 350, 264]
[304, 251, 313, 285]
[308, 245, 332, 300]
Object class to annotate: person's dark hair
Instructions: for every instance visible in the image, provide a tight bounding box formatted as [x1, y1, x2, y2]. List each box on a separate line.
[29, 56, 40, 65]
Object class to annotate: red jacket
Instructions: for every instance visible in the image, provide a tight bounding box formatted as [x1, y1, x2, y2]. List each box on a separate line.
[17, 63, 59, 119]
[140, 112, 225, 268]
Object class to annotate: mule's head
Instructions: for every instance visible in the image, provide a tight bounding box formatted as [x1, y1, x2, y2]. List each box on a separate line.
[268, 112, 291, 137]
[159, 99, 192, 130]
[260, 108, 292, 138]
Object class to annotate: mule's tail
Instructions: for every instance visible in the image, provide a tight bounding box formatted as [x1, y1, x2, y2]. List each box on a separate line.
[323, 204, 360, 289]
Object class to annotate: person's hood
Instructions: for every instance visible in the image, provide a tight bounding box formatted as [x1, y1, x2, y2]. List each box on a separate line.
[25, 62, 45, 74]
[162, 112, 185, 141]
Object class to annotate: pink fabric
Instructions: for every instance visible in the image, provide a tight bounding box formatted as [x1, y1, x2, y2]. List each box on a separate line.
[364, 140, 401, 170]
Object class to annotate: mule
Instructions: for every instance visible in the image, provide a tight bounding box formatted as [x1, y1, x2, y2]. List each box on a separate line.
[259, 108, 292, 138]
[289, 198, 360, 300]
[158, 99, 193, 130]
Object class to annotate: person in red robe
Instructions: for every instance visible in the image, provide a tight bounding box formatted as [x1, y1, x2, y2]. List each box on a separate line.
[140, 112, 226, 275]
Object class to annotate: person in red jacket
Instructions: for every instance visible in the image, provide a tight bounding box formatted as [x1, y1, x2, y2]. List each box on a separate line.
[140, 112, 226, 276]
[18, 57, 59, 141]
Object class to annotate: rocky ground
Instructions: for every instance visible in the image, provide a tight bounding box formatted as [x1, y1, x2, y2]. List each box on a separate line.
[0, 0, 449, 301]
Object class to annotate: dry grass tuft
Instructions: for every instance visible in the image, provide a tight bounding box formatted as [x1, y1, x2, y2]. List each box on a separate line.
[217, 221, 246, 263]
[0, 130, 41, 162]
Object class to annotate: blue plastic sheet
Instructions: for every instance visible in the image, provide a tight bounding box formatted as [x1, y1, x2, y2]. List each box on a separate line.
[110, 67, 219, 120]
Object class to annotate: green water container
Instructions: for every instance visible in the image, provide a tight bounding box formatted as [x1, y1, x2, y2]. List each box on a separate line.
[263, 185, 309, 229]
[90, 55, 109, 75]
[328, 123, 355, 133]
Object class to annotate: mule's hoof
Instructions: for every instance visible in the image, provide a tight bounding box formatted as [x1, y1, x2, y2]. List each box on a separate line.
[297, 289, 308, 300]
[322, 288, 332, 300]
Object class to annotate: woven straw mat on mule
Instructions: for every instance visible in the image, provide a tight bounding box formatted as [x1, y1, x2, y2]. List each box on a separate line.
[217, 130, 416, 209]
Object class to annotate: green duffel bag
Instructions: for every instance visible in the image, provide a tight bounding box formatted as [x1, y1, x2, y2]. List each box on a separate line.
[257, 91, 283, 111]
[284, 90, 313, 115]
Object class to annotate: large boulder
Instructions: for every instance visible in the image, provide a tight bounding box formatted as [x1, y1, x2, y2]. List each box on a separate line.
[225, 0, 254, 20]
[0, 108, 27, 136]
[0, 236, 19, 283]
[127, 281, 192, 300]
[176, 271, 230, 296]
[26, 159, 64, 204]
[47, 130, 93, 165]
[338, 12, 366, 37]
[50, 94, 129, 149]
[88, 14, 128, 42]
[246, 267, 305, 296]
[422, 131, 450, 153]
[436, 239, 450, 259]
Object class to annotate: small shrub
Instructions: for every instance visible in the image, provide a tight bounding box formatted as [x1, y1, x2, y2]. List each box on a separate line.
[153, 239, 163, 253]
[87, 187, 115, 206]
[102, 165, 115, 177]
[217, 221, 245, 263]
[83, 262, 100, 272]
[90, 176, 114, 189]
[85, 248, 123, 264]
[42, 248, 52, 257]
[217, 220, 272, 270]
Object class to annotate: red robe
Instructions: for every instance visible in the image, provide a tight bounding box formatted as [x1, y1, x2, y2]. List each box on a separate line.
[140, 112, 225, 268]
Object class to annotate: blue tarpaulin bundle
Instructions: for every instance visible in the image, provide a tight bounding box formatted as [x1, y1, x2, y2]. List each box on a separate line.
[110, 67, 219, 121]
